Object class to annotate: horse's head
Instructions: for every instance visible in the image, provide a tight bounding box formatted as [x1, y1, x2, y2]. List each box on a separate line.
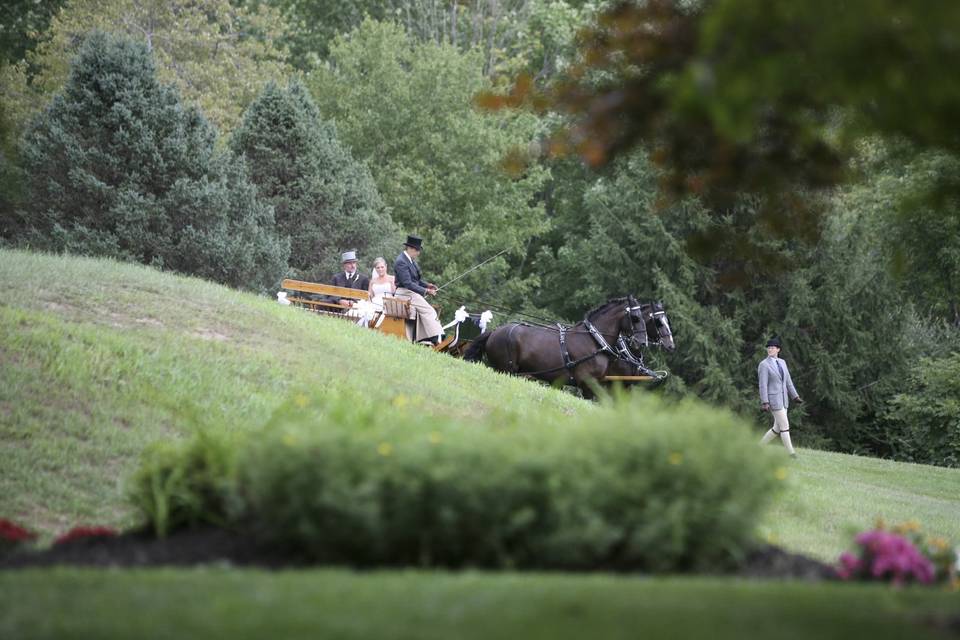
[621, 299, 675, 353]
[586, 297, 675, 353]
[643, 301, 675, 351]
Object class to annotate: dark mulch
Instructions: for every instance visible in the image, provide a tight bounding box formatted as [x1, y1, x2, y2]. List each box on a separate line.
[736, 544, 837, 580]
[1, 529, 837, 579]
[0, 528, 302, 570]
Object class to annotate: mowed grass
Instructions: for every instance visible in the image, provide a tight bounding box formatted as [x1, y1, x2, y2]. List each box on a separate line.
[0, 249, 585, 535]
[762, 450, 960, 560]
[1, 247, 958, 559]
[2, 569, 959, 640]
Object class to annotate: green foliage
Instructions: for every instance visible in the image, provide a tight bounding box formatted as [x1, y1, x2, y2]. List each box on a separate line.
[886, 152, 960, 326]
[767, 208, 909, 452]
[502, 0, 960, 205]
[309, 19, 549, 310]
[16, 31, 288, 292]
[7, 0, 291, 135]
[240, 0, 589, 76]
[128, 429, 239, 537]
[0, 68, 25, 244]
[0, 0, 64, 63]
[231, 81, 397, 281]
[225, 393, 781, 571]
[883, 353, 960, 468]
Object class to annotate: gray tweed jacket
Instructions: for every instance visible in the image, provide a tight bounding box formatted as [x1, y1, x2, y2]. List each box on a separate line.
[758, 356, 799, 411]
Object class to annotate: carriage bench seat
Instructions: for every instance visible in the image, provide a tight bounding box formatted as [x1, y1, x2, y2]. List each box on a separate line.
[281, 278, 370, 318]
[382, 296, 416, 320]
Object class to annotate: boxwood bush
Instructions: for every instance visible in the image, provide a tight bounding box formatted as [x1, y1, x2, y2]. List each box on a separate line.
[129, 392, 785, 571]
[224, 393, 784, 572]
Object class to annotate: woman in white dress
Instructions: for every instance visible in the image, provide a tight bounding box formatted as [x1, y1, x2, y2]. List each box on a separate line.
[367, 256, 396, 326]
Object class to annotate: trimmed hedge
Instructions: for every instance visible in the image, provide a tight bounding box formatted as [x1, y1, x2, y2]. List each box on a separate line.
[130, 393, 785, 572]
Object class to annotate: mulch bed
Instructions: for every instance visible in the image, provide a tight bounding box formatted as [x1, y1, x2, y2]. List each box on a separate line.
[0, 528, 837, 579]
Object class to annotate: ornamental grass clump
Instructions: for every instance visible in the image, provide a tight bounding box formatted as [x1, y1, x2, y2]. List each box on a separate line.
[127, 428, 239, 537]
[234, 391, 784, 572]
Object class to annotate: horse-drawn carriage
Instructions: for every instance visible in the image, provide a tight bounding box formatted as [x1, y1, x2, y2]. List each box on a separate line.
[278, 279, 487, 355]
[279, 279, 674, 397]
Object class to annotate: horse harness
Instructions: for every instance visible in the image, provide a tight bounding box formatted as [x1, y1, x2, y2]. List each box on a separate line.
[513, 300, 658, 381]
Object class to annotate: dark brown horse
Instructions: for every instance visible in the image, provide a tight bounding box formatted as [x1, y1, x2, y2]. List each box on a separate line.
[463, 297, 675, 398]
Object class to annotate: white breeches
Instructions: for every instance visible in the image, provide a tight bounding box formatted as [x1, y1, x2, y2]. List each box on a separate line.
[772, 409, 789, 432]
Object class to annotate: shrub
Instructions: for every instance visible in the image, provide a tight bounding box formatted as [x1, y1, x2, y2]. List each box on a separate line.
[232, 393, 783, 572]
[883, 353, 960, 468]
[127, 429, 239, 538]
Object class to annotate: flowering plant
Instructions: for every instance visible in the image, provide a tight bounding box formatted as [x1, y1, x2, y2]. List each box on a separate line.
[54, 526, 118, 546]
[0, 518, 37, 553]
[837, 520, 958, 588]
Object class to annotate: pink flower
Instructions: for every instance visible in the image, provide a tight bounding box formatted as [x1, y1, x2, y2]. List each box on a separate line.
[839, 529, 936, 585]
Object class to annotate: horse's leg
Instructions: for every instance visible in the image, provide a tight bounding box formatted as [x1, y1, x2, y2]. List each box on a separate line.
[573, 357, 610, 401]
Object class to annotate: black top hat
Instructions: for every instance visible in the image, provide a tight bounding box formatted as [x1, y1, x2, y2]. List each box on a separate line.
[766, 337, 782, 348]
[403, 234, 423, 250]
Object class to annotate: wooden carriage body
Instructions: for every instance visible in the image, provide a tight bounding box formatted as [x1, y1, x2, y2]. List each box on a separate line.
[279, 279, 480, 353]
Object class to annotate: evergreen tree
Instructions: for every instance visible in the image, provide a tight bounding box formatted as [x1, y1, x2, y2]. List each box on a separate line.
[231, 81, 396, 281]
[18, 31, 288, 292]
[532, 151, 746, 406]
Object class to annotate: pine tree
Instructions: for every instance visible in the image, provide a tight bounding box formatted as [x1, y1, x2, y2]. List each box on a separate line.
[231, 80, 396, 281]
[18, 31, 288, 292]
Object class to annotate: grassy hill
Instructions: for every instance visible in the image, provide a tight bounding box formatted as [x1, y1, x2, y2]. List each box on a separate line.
[2, 249, 957, 557]
[2, 249, 959, 638]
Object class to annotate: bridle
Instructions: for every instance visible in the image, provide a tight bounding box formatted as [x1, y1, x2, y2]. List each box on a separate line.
[615, 299, 673, 368]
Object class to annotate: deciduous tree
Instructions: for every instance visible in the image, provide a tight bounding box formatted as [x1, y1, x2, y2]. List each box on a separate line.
[7, 0, 291, 134]
[309, 20, 549, 308]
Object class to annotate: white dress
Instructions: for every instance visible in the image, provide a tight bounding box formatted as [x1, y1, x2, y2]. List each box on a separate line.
[370, 281, 393, 310]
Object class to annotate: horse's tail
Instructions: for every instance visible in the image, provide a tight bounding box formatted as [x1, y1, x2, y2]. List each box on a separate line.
[463, 332, 491, 362]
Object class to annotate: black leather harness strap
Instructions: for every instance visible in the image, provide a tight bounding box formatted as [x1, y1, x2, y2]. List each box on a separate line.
[558, 323, 573, 369]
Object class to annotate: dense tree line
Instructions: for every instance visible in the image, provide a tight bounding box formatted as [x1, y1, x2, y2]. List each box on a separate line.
[0, 0, 957, 465]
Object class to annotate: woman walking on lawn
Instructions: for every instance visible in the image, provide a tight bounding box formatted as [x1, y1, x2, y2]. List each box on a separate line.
[758, 336, 803, 457]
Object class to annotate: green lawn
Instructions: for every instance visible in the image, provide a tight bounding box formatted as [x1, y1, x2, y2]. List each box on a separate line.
[2, 569, 958, 640]
[761, 449, 960, 560]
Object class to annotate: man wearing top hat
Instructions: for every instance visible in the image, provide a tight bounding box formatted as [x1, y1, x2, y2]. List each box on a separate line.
[758, 336, 803, 457]
[329, 250, 370, 310]
[394, 234, 443, 344]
